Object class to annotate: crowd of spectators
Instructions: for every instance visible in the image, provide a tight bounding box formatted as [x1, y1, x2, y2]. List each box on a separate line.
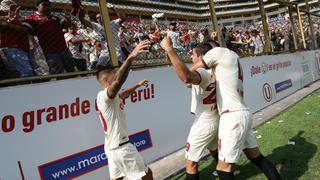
[1, 0, 320, 80]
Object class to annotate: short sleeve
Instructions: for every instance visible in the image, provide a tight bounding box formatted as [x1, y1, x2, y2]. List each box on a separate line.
[64, 33, 74, 43]
[195, 68, 212, 88]
[202, 48, 221, 68]
[97, 88, 113, 103]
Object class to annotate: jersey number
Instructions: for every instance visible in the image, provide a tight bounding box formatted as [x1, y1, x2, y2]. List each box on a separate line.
[203, 83, 216, 104]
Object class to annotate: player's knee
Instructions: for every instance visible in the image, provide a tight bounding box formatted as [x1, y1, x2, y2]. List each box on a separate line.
[186, 160, 198, 173]
[243, 147, 261, 159]
[216, 160, 234, 172]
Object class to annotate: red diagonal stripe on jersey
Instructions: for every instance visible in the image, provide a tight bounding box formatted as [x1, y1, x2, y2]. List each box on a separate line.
[99, 111, 108, 132]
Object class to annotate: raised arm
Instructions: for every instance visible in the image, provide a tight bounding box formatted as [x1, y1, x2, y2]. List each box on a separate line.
[107, 40, 150, 98]
[119, 79, 148, 99]
[160, 36, 201, 85]
[0, 20, 30, 33]
[107, 3, 126, 24]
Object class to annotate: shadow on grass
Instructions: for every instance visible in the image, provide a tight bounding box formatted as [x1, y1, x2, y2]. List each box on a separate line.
[236, 131, 317, 180]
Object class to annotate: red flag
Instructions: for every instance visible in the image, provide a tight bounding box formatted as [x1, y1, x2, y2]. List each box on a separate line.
[71, 0, 82, 16]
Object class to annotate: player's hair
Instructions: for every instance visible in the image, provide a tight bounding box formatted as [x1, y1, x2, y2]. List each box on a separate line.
[193, 43, 213, 56]
[95, 62, 123, 80]
[95, 64, 115, 80]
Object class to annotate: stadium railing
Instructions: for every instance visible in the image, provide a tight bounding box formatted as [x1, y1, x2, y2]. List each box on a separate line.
[0, 0, 319, 87]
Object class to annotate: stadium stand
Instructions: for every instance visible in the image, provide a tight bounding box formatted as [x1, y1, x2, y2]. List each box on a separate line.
[1, 0, 320, 83]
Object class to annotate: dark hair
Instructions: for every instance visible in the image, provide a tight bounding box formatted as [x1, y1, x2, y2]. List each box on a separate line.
[95, 64, 114, 80]
[193, 43, 212, 56]
[95, 61, 123, 80]
[36, 0, 50, 6]
[200, 28, 209, 35]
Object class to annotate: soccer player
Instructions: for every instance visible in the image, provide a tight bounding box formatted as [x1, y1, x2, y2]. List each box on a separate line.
[160, 36, 219, 180]
[96, 40, 153, 180]
[192, 46, 282, 180]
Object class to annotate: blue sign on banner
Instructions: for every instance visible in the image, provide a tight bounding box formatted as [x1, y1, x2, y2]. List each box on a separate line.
[38, 129, 152, 180]
[275, 79, 292, 93]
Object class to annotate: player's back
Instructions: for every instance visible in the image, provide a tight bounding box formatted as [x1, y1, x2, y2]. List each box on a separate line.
[191, 68, 219, 121]
[203, 47, 247, 113]
[96, 89, 129, 151]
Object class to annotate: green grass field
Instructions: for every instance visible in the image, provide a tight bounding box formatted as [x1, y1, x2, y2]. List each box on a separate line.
[172, 90, 320, 180]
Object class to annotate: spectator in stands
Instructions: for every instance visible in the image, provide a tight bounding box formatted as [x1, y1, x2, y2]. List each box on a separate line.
[148, 23, 161, 51]
[0, 0, 37, 77]
[167, 21, 185, 53]
[134, 26, 146, 43]
[118, 25, 131, 57]
[183, 30, 190, 52]
[199, 28, 210, 43]
[252, 29, 264, 55]
[23, 0, 75, 74]
[79, 3, 126, 66]
[64, 23, 89, 71]
[96, 13, 102, 25]
[88, 40, 102, 70]
[189, 31, 198, 52]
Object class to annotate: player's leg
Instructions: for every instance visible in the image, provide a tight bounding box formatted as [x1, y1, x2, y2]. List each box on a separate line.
[185, 119, 218, 180]
[107, 150, 125, 180]
[208, 128, 219, 176]
[209, 149, 219, 163]
[186, 160, 199, 180]
[216, 161, 235, 179]
[216, 111, 248, 179]
[120, 143, 153, 180]
[243, 131, 282, 180]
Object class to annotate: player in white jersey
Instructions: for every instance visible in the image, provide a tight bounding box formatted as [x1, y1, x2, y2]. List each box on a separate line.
[96, 40, 153, 180]
[192, 47, 281, 180]
[161, 37, 219, 180]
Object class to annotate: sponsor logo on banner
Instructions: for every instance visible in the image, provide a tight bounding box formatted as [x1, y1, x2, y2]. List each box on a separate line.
[275, 79, 292, 93]
[38, 129, 152, 180]
[315, 52, 320, 75]
[262, 83, 273, 102]
[250, 61, 292, 77]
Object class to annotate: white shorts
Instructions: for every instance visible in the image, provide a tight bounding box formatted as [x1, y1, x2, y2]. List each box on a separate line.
[218, 110, 258, 163]
[105, 143, 148, 179]
[185, 117, 219, 162]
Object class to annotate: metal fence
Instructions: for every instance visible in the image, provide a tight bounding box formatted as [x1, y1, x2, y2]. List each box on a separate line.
[1, 0, 320, 87]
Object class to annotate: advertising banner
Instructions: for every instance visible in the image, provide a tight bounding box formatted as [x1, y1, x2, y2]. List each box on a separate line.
[0, 67, 194, 180]
[240, 52, 314, 113]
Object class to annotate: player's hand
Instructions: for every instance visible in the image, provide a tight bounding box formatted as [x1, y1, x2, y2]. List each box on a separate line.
[127, 40, 150, 59]
[107, 3, 114, 9]
[8, 6, 21, 22]
[160, 36, 173, 52]
[138, 79, 149, 87]
[211, 31, 217, 40]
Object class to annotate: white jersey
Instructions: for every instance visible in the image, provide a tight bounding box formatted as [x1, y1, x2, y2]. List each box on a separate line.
[202, 47, 247, 113]
[190, 68, 219, 120]
[64, 32, 86, 59]
[167, 30, 180, 48]
[97, 89, 129, 151]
